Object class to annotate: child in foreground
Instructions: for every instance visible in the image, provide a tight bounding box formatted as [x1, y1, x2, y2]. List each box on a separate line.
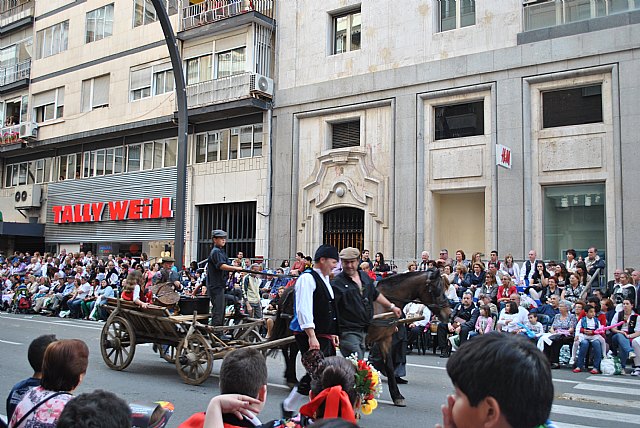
[436, 332, 556, 428]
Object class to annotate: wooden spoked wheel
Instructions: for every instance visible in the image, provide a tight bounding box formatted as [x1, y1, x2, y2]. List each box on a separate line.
[101, 316, 136, 370]
[175, 334, 212, 385]
[159, 344, 177, 363]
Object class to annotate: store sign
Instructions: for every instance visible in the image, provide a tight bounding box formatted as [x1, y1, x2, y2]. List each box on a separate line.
[496, 144, 512, 169]
[52, 197, 173, 224]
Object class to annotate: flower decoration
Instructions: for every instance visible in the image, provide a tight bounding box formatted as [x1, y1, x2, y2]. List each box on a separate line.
[346, 354, 382, 417]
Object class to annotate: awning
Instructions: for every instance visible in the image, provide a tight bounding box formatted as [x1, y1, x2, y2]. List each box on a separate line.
[0, 222, 45, 237]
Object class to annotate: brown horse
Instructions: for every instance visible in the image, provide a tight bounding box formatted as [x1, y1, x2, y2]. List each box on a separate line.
[269, 268, 450, 406]
[367, 268, 451, 406]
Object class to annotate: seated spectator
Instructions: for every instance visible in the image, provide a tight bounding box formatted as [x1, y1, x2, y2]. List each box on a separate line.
[442, 275, 459, 306]
[475, 272, 498, 303]
[405, 302, 432, 353]
[359, 262, 376, 281]
[501, 253, 520, 286]
[10, 339, 89, 428]
[437, 292, 478, 358]
[543, 300, 577, 369]
[496, 275, 516, 308]
[518, 312, 544, 340]
[466, 263, 485, 297]
[540, 276, 562, 305]
[525, 261, 548, 303]
[601, 297, 616, 325]
[478, 294, 498, 317]
[561, 273, 583, 305]
[5, 335, 58, 421]
[532, 294, 560, 320]
[469, 305, 494, 339]
[496, 302, 520, 333]
[610, 299, 640, 375]
[451, 264, 469, 297]
[436, 333, 555, 428]
[57, 390, 131, 428]
[573, 306, 604, 374]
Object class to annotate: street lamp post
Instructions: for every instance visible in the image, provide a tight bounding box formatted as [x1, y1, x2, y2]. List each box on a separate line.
[150, 0, 188, 269]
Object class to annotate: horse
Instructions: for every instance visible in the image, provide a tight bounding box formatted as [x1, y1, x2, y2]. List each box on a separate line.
[268, 268, 450, 406]
[367, 268, 451, 406]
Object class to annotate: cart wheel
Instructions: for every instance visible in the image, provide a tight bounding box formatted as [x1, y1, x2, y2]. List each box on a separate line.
[101, 316, 136, 370]
[246, 330, 267, 356]
[159, 345, 177, 364]
[176, 334, 212, 385]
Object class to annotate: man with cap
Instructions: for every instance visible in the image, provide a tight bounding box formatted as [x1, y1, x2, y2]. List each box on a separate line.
[332, 247, 401, 359]
[207, 229, 242, 326]
[282, 244, 341, 416]
[153, 257, 182, 291]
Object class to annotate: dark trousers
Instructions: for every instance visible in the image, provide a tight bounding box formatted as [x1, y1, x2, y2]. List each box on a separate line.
[437, 323, 471, 349]
[407, 325, 424, 348]
[545, 335, 574, 364]
[208, 287, 226, 326]
[294, 333, 335, 396]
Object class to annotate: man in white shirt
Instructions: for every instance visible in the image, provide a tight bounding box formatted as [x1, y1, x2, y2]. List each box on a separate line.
[417, 251, 430, 271]
[520, 250, 541, 288]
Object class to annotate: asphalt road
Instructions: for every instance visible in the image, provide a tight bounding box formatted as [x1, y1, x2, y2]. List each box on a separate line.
[1, 312, 639, 428]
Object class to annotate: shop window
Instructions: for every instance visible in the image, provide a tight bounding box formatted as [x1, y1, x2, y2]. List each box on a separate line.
[543, 183, 606, 261]
[333, 9, 361, 54]
[542, 84, 603, 129]
[439, 0, 475, 32]
[434, 100, 484, 140]
[332, 120, 360, 149]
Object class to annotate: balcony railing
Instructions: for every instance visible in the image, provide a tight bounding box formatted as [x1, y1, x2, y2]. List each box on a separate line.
[0, 59, 30, 87]
[181, 0, 273, 31]
[0, 124, 21, 145]
[0, 0, 33, 24]
[186, 72, 257, 108]
[524, 0, 640, 31]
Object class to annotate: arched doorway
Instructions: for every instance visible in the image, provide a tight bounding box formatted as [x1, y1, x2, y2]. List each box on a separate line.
[323, 207, 364, 250]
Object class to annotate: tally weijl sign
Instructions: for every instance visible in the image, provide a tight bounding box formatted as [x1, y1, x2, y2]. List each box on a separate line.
[52, 197, 174, 224]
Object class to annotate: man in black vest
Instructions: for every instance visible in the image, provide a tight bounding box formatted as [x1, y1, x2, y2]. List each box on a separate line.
[520, 249, 541, 288]
[206, 229, 242, 326]
[282, 244, 340, 416]
[332, 247, 401, 359]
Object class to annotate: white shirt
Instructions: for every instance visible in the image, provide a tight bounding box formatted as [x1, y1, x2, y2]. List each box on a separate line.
[295, 268, 334, 330]
[403, 302, 432, 327]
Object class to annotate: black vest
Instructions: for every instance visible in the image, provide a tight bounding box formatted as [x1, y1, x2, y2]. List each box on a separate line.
[618, 311, 637, 335]
[307, 269, 339, 335]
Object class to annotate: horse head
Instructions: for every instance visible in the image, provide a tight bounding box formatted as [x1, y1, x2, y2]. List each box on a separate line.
[417, 268, 451, 323]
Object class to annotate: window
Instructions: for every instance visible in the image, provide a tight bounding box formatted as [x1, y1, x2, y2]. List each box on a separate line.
[86, 4, 114, 43]
[142, 142, 154, 170]
[439, 0, 475, 32]
[197, 202, 257, 263]
[33, 88, 64, 123]
[333, 9, 361, 54]
[58, 153, 79, 180]
[36, 21, 69, 59]
[193, 125, 262, 163]
[164, 138, 177, 167]
[130, 62, 174, 101]
[543, 184, 605, 261]
[332, 120, 360, 149]
[114, 147, 124, 173]
[81, 75, 110, 111]
[127, 144, 141, 171]
[186, 54, 212, 85]
[133, 0, 178, 27]
[434, 100, 484, 140]
[542, 85, 603, 129]
[216, 47, 246, 78]
[3, 160, 48, 187]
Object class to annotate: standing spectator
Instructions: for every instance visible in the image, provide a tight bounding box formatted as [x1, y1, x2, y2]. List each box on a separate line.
[243, 263, 263, 318]
[5, 335, 58, 422]
[282, 244, 340, 415]
[610, 299, 639, 375]
[520, 250, 541, 288]
[9, 339, 89, 428]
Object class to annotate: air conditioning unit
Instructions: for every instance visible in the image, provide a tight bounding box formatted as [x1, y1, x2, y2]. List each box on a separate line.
[14, 184, 42, 209]
[19, 122, 38, 140]
[250, 73, 274, 98]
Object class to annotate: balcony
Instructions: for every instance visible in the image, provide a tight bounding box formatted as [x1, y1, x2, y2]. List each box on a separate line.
[523, 0, 640, 31]
[0, 124, 21, 146]
[0, 59, 30, 92]
[187, 71, 272, 108]
[180, 0, 274, 33]
[0, 0, 34, 32]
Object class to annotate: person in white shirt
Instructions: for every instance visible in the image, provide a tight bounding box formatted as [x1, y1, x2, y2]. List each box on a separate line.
[520, 250, 542, 288]
[497, 294, 529, 332]
[417, 251, 430, 271]
[405, 302, 432, 352]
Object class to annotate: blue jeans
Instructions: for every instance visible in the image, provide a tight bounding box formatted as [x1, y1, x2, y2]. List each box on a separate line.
[612, 333, 633, 368]
[577, 338, 602, 370]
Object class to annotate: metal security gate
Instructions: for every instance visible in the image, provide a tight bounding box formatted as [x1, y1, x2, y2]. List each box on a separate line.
[197, 202, 256, 262]
[323, 207, 364, 251]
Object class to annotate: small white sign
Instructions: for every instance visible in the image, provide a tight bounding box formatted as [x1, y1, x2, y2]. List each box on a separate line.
[496, 144, 512, 169]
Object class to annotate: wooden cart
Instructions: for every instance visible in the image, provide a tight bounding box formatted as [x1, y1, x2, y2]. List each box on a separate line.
[100, 298, 294, 385]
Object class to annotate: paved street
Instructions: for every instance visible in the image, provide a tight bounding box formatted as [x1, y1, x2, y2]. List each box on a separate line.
[1, 312, 640, 427]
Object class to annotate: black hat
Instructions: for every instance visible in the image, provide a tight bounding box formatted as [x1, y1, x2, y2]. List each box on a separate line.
[313, 244, 339, 262]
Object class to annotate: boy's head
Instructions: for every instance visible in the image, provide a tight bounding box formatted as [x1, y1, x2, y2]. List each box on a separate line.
[585, 305, 596, 318]
[28, 334, 57, 376]
[446, 333, 553, 428]
[527, 312, 538, 323]
[219, 348, 268, 411]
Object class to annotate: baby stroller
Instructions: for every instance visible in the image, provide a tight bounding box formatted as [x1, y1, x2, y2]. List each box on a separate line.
[9, 283, 32, 314]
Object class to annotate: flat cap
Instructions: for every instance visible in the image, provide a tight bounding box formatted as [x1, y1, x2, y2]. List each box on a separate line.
[161, 256, 175, 263]
[211, 229, 228, 238]
[339, 247, 360, 260]
[313, 244, 340, 262]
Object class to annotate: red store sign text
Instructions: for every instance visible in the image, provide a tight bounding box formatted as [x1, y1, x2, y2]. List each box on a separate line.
[52, 197, 174, 224]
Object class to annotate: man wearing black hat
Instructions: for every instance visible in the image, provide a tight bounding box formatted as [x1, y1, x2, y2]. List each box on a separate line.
[332, 247, 401, 359]
[282, 244, 340, 415]
[207, 229, 242, 326]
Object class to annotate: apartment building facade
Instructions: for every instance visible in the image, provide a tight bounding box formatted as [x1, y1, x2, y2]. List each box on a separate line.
[269, 0, 640, 270]
[0, 0, 275, 262]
